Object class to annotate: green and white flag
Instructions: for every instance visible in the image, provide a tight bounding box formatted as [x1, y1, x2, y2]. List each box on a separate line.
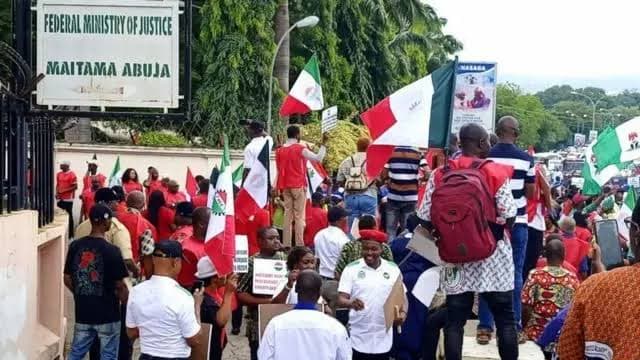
[232, 163, 243, 188]
[617, 188, 636, 242]
[108, 156, 123, 187]
[581, 138, 626, 195]
[592, 117, 640, 169]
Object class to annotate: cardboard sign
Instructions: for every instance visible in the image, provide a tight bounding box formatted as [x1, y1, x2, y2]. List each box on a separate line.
[188, 323, 212, 360]
[252, 258, 288, 295]
[407, 225, 443, 265]
[234, 235, 249, 274]
[321, 106, 338, 133]
[258, 303, 326, 341]
[383, 275, 407, 331]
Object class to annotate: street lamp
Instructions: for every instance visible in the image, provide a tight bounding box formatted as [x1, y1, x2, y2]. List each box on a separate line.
[571, 91, 605, 131]
[266, 15, 320, 134]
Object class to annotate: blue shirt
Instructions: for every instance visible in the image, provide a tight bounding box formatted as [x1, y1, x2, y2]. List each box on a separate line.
[489, 143, 535, 224]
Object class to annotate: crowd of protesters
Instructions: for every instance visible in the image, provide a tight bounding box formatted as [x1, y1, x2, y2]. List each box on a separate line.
[59, 117, 640, 360]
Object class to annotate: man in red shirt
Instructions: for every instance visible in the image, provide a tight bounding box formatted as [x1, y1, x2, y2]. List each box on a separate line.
[177, 207, 210, 288]
[191, 179, 209, 208]
[171, 201, 194, 243]
[116, 191, 158, 264]
[275, 125, 327, 247]
[304, 192, 328, 248]
[82, 159, 106, 192]
[165, 179, 188, 209]
[236, 207, 271, 256]
[80, 176, 102, 220]
[143, 166, 163, 199]
[56, 160, 78, 237]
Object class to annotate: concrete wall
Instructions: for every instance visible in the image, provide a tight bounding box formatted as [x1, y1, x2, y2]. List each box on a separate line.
[0, 210, 67, 360]
[55, 143, 276, 225]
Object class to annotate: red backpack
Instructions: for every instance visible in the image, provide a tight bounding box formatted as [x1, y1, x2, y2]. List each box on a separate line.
[430, 160, 498, 263]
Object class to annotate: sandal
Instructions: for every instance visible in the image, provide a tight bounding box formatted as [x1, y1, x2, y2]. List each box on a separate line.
[476, 328, 492, 345]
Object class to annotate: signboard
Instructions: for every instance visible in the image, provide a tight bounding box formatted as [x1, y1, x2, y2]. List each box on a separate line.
[234, 235, 249, 274]
[37, 0, 180, 108]
[628, 176, 640, 188]
[451, 62, 497, 135]
[252, 258, 288, 295]
[574, 133, 586, 147]
[321, 106, 338, 133]
[589, 130, 598, 144]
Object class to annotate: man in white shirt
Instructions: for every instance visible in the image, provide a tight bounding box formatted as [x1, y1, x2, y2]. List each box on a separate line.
[241, 119, 274, 184]
[126, 240, 204, 359]
[337, 229, 405, 360]
[315, 207, 351, 280]
[259, 270, 351, 360]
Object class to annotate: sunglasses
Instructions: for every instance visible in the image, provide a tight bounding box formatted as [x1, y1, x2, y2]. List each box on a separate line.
[624, 217, 639, 231]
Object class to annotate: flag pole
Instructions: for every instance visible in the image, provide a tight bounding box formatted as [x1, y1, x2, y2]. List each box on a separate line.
[445, 56, 459, 160]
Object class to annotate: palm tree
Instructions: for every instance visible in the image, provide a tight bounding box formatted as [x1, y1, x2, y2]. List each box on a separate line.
[274, 0, 290, 94]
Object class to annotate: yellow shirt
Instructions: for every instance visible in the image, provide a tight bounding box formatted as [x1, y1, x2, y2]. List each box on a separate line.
[75, 217, 133, 260]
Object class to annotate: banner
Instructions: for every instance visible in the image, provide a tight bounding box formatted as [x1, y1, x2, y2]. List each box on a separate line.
[37, 0, 180, 108]
[451, 62, 497, 135]
[574, 133, 586, 147]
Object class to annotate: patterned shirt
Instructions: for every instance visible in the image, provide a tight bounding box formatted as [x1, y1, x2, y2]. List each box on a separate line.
[558, 264, 640, 360]
[334, 241, 394, 277]
[522, 266, 579, 341]
[237, 252, 288, 343]
[417, 173, 517, 295]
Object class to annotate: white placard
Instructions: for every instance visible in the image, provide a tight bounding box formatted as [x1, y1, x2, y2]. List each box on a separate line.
[412, 267, 441, 308]
[628, 176, 640, 188]
[451, 62, 497, 134]
[407, 225, 443, 265]
[252, 258, 288, 295]
[234, 235, 249, 274]
[571, 177, 585, 189]
[36, 0, 180, 108]
[321, 106, 338, 133]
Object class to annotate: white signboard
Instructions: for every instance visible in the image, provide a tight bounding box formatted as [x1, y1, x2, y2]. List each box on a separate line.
[37, 0, 180, 108]
[234, 235, 249, 274]
[451, 62, 497, 135]
[252, 258, 288, 295]
[321, 106, 338, 133]
[588, 130, 598, 144]
[628, 176, 640, 188]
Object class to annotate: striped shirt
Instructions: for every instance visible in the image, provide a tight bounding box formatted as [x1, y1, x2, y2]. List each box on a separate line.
[385, 147, 422, 202]
[488, 143, 535, 224]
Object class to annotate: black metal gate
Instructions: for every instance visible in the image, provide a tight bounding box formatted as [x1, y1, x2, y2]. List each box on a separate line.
[1, 41, 55, 227]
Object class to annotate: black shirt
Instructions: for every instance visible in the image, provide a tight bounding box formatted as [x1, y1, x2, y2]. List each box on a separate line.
[64, 236, 129, 324]
[200, 292, 226, 360]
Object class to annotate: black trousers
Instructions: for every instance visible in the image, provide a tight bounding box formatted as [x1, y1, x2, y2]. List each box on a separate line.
[352, 350, 389, 360]
[423, 307, 448, 360]
[57, 200, 74, 237]
[232, 306, 243, 330]
[523, 227, 544, 283]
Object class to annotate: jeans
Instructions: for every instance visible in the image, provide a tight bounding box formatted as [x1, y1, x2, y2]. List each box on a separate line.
[90, 303, 131, 360]
[345, 194, 377, 229]
[524, 227, 544, 284]
[57, 200, 74, 237]
[478, 223, 528, 332]
[282, 187, 307, 247]
[446, 291, 518, 360]
[68, 322, 120, 360]
[385, 200, 416, 239]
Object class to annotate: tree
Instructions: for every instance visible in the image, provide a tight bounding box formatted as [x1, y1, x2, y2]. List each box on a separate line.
[274, 0, 290, 93]
[0, 0, 9, 44]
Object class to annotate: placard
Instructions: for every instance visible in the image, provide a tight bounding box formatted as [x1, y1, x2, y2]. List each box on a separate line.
[234, 235, 249, 274]
[252, 258, 288, 295]
[321, 106, 338, 133]
[574, 133, 586, 147]
[407, 225, 443, 265]
[412, 266, 441, 308]
[451, 62, 497, 134]
[628, 176, 640, 188]
[571, 177, 585, 189]
[36, 0, 180, 108]
[383, 275, 407, 331]
[588, 130, 599, 144]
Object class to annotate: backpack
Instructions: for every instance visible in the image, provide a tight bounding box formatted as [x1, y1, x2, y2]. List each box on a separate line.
[344, 156, 369, 192]
[430, 160, 498, 263]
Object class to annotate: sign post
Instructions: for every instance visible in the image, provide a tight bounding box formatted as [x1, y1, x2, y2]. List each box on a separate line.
[36, 0, 180, 108]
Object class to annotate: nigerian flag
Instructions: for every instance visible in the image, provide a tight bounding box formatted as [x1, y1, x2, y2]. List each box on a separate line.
[232, 163, 243, 187]
[108, 156, 123, 187]
[582, 128, 628, 195]
[617, 188, 637, 241]
[592, 117, 640, 169]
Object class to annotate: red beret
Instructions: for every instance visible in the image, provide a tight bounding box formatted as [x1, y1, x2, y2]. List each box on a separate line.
[359, 229, 387, 244]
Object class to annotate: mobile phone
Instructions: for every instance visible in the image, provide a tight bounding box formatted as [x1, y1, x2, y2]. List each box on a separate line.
[192, 280, 204, 293]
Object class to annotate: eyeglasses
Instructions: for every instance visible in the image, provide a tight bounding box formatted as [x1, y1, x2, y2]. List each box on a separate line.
[624, 217, 639, 231]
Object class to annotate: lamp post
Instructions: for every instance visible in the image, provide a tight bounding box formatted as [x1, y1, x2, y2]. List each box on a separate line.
[266, 15, 320, 134]
[571, 91, 605, 131]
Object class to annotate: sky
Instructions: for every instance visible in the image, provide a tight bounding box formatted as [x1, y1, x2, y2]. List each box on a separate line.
[428, 0, 640, 92]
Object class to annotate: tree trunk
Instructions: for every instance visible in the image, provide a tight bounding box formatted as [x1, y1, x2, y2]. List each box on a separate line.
[274, 0, 290, 124]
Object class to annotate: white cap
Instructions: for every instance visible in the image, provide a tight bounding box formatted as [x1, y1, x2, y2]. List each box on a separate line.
[87, 159, 99, 166]
[195, 256, 217, 279]
[419, 158, 428, 166]
[60, 160, 71, 166]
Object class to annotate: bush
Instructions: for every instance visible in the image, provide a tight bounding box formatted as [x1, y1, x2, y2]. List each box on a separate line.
[138, 131, 188, 147]
[302, 120, 370, 172]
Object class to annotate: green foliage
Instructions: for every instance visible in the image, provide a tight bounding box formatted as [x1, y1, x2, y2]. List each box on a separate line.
[0, 0, 10, 44]
[138, 131, 188, 147]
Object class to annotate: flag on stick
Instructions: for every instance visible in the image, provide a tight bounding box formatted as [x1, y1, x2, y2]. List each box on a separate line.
[108, 156, 123, 187]
[205, 135, 236, 276]
[280, 54, 324, 116]
[185, 167, 198, 200]
[617, 188, 637, 242]
[235, 141, 270, 223]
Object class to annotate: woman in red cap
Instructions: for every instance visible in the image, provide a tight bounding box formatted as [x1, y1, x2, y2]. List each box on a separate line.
[337, 229, 406, 360]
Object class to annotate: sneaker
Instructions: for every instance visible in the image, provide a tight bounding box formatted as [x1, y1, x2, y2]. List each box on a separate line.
[476, 328, 492, 345]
